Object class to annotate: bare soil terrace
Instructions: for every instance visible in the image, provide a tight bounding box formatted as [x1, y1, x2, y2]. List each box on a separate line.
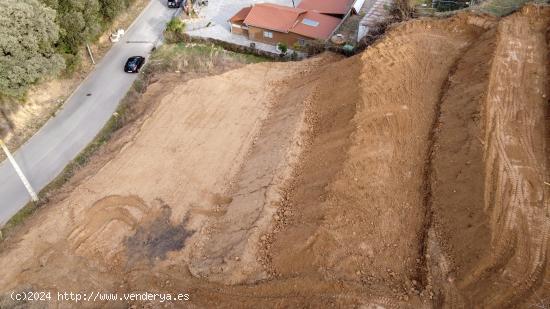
[0, 5, 549, 308]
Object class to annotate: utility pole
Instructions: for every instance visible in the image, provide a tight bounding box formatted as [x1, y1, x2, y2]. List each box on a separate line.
[0, 140, 38, 202]
[86, 44, 96, 65]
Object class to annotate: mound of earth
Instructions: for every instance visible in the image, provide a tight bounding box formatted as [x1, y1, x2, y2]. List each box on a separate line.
[0, 5, 549, 308]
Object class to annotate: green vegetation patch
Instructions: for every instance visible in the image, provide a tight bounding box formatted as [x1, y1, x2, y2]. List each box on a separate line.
[149, 43, 269, 73]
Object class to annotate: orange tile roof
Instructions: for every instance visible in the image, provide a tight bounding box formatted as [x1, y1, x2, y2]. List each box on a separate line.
[230, 6, 252, 23]
[242, 3, 306, 33]
[290, 11, 341, 39]
[228, 3, 342, 40]
[297, 0, 354, 15]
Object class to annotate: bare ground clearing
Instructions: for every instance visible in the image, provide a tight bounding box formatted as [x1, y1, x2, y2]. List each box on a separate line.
[1, 5, 549, 308]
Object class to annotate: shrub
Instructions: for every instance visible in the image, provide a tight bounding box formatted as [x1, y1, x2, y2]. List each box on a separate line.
[389, 0, 414, 20]
[303, 39, 326, 56]
[167, 18, 185, 34]
[40, 0, 136, 54]
[277, 42, 288, 55]
[99, 0, 133, 21]
[44, 0, 103, 55]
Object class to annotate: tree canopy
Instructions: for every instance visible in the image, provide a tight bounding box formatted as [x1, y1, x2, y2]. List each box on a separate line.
[0, 0, 136, 99]
[41, 0, 103, 54]
[0, 0, 64, 98]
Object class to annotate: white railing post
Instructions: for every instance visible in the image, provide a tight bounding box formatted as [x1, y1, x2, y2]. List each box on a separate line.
[0, 140, 39, 202]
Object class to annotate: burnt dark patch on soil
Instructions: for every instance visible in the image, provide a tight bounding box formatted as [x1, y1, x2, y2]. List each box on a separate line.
[125, 199, 194, 266]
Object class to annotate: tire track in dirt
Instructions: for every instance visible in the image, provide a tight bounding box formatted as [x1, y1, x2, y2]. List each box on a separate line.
[457, 6, 550, 307]
[68, 195, 148, 256]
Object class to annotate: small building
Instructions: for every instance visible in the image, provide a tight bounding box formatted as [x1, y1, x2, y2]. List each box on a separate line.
[229, 7, 252, 36]
[297, 0, 356, 18]
[229, 3, 342, 47]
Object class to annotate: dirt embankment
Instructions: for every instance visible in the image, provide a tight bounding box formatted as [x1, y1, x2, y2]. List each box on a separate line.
[426, 20, 497, 307]
[264, 14, 492, 307]
[455, 6, 550, 307]
[413, 5, 550, 308]
[0, 5, 549, 308]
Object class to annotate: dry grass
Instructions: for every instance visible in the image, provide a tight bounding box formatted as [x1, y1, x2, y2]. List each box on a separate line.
[148, 42, 268, 73]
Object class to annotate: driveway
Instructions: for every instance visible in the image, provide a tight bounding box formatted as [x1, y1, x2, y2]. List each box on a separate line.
[0, 0, 178, 226]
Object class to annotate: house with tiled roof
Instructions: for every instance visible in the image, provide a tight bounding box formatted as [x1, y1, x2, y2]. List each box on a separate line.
[229, 3, 342, 47]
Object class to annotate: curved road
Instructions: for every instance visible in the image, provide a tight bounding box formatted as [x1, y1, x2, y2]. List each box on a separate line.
[0, 0, 177, 226]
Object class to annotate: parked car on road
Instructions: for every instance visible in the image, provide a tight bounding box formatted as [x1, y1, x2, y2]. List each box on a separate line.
[168, 0, 184, 8]
[124, 56, 145, 73]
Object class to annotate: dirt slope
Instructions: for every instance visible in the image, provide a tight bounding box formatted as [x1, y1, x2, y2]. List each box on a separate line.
[266, 16, 487, 306]
[0, 58, 320, 291]
[0, 5, 549, 308]
[426, 23, 497, 307]
[457, 6, 550, 307]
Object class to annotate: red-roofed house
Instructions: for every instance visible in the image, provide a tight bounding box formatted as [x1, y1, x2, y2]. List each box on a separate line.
[229, 3, 342, 47]
[297, 0, 355, 18]
[292, 11, 342, 39]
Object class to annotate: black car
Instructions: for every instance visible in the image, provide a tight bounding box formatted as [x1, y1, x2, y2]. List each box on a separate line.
[167, 0, 184, 8]
[124, 56, 145, 73]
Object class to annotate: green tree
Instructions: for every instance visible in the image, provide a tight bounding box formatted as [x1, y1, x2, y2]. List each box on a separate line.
[99, 0, 132, 21]
[0, 0, 64, 98]
[51, 0, 102, 54]
[41, 0, 135, 55]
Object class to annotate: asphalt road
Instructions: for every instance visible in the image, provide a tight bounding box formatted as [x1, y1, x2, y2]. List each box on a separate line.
[0, 0, 177, 226]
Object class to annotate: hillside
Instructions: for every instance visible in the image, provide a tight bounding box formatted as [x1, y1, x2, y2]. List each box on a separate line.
[0, 5, 549, 308]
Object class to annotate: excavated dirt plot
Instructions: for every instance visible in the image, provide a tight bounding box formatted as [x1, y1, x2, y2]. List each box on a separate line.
[0, 5, 549, 308]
